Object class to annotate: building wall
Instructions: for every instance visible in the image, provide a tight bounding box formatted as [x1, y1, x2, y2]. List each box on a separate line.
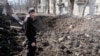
[56, 0, 100, 16]
[0, 0, 8, 4]
[48, 0, 68, 15]
[73, 0, 100, 16]
[94, 0, 100, 15]
[73, 0, 88, 16]
[39, 0, 68, 15]
[37, 0, 100, 16]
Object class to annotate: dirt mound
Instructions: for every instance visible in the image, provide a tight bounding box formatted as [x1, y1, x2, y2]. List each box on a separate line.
[1, 12, 100, 56]
[36, 16, 100, 56]
[0, 11, 25, 56]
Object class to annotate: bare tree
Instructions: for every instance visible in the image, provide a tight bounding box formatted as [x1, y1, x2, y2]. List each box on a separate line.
[82, 0, 89, 17]
[33, 0, 40, 12]
[25, 0, 35, 10]
[68, 0, 75, 16]
[19, 0, 21, 11]
[47, 0, 50, 14]
[53, 0, 56, 15]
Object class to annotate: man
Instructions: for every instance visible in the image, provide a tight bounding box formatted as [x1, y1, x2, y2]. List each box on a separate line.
[24, 8, 37, 56]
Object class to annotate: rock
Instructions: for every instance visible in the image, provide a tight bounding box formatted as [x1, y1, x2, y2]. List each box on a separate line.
[97, 30, 100, 32]
[98, 49, 100, 53]
[69, 25, 74, 29]
[66, 50, 72, 54]
[58, 37, 64, 42]
[84, 34, 90, 37]
[42, 41, 49, 47]
[74, 52, 80, 56]
[67, 36, 71, 39]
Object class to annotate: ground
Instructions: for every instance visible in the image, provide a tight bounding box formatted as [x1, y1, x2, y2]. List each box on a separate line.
[35, 15, 100, 56]
[1, 15, 100, 56]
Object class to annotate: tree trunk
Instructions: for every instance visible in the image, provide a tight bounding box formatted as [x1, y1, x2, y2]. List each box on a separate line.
[68, 0, 75, 16]
[26, 0, 34, 10]
[53, 0, 56, 15]
[47, 0, 50, 14]
[82, 0, 89, 17]
[33, 0, 39, 13]
[19, 0, 21, 12]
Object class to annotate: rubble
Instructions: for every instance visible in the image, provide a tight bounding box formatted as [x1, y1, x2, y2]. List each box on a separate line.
[1, 12, 100, 56]
[35, 16, 100, 56]
[1, 2, 100, 56]
[0, 3, 26, 56]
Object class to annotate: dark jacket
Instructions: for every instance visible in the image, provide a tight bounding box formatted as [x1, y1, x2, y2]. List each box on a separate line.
[24, 17, 37, 43]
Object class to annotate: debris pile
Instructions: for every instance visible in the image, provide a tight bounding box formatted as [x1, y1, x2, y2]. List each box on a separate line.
[36, 16, 100, 56]
[0, 4, 25, 56]
[1, 2, 100, 55]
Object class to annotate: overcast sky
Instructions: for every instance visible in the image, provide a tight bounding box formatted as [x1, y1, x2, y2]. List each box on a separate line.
[8, 0, 19, 3]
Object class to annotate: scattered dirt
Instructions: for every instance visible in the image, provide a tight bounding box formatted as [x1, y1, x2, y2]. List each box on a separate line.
[1, 6, 100, 56]
[0, 7, 26, 56]
[35, 16, 100, 56]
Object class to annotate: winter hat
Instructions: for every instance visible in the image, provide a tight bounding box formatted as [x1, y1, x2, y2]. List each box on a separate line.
[28, 8, 35, 13]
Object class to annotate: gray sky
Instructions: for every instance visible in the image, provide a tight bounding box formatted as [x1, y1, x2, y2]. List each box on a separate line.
[8, 0, 18, 2]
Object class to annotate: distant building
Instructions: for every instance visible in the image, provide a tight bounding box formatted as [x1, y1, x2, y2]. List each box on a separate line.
[73, 0, 94, 16]
[0, 0, 8, 5]
[40, 0, 100, 16]
[39, 0, 68, 15]
[73, 0, 100, 16]
[6, 0, 100, 16]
